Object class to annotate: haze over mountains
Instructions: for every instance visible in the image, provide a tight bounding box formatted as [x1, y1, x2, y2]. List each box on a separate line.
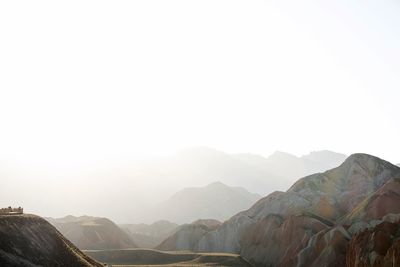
[144, 181, 261, 224]
[167, 148, 347, 195]
[2, 0, 399, 266]
[158, 154, 400, 266]
[46, 181, 260, 250]
[120, 220, 179, 248]
[0, 147, 347, 223]
[2, 152, 400, 266]
[235, 149, 347, 190]
[7, 148, 400, 266]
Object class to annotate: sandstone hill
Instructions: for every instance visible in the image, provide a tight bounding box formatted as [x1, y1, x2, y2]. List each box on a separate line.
[157, 219, 221, 251]
[346, 214, 400, 267]
[0, 214, 102, 267]
[49, 215, 137, 250]
[157, 154, 400, 267]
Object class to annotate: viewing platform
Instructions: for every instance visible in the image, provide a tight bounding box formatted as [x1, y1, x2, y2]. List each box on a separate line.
[0, 207, 23, 215]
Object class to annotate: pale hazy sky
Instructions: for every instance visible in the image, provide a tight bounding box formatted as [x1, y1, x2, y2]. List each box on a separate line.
[0, 1, 399, 164]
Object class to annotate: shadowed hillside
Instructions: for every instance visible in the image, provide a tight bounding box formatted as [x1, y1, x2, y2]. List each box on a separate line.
[0, 214, 102, 267]
[48, 215, 137, 250]
[347, 214, 400, 267]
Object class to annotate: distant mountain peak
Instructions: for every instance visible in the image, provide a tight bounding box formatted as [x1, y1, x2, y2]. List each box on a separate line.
[304, 150, 345, 156]
[345, 152, 381, 161]
[268, 151, 298, 159]
[150, 181, 261, 224]
[206, 181, 228, 188]
[289, 153, 400, 196]
[301, 150, 347, 162]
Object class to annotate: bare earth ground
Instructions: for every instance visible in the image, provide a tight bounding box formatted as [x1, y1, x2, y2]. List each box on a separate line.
[85, 248, 252, 267]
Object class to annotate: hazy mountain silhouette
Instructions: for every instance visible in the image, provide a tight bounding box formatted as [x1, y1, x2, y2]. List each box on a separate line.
[0, 147, 347, 223]
[235, 149, 347, 190]
[0, 214, 102, 267]
[164, 147, 280, 195]
[172, 147, 347, 194]
[48, 215, 137, 250]
[145, 181, 261, 224]
[158, 154, 400, 267]
[120, 220, 179, 248]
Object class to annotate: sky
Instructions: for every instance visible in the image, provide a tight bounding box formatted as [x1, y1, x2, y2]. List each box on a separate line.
[0, 0, 399, 164]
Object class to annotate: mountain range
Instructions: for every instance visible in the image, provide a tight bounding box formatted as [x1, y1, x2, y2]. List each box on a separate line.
[2, 152, 400, 266]
[157, 153, 400, 267]
[144, 181, 261, 224]
[128, 148, 347, 223]
[0, 147, 347, 223]
[46, 181, 260, 250]
[166, 147, 347, 195]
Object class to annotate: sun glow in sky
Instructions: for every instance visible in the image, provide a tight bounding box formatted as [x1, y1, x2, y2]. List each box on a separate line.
[0, 0, 399, 163]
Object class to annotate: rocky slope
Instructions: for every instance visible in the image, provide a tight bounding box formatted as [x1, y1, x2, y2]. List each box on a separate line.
[120, 220, 179, 248]
[344, 177, 400, 223]
[49, 215, 137, 250]
[0, 214, 102, 267]
[148, 181, 261, 224]
[346, 215, 400, 267]
[158, 154, 400, 267]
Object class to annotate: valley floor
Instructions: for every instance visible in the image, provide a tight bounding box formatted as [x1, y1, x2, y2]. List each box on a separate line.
[85, 249, 252, 267]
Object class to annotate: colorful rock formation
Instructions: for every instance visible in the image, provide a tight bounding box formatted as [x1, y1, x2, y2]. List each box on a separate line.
[158, 154, 400, 267]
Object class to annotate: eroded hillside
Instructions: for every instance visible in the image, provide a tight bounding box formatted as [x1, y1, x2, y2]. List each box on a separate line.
[158, 154, 400, 267]
[0, 214, 102, 267]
